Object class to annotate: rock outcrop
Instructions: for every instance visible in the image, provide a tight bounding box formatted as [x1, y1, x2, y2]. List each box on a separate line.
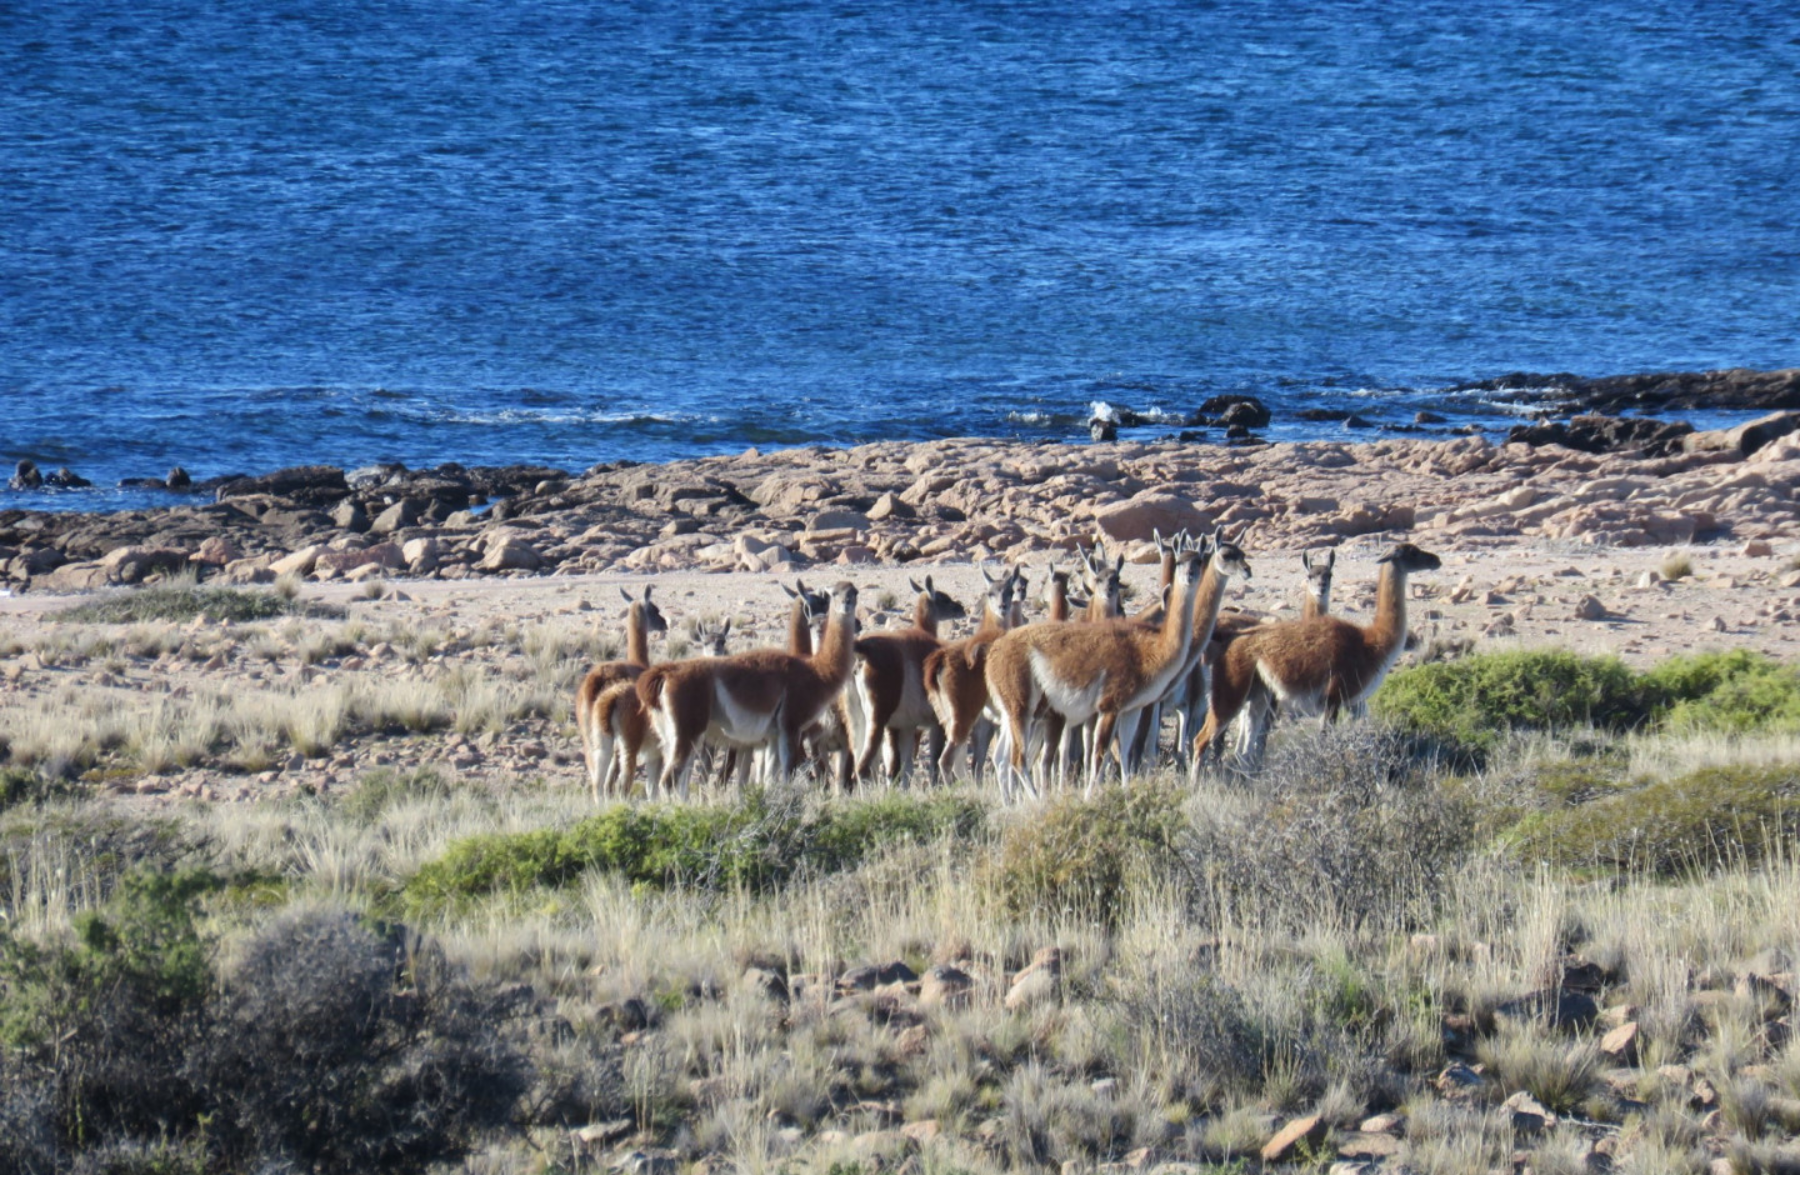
[5, 412, 1800, 591]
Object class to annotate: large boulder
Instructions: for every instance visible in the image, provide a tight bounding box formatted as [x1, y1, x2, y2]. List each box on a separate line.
[1092, 492, 1205, 543]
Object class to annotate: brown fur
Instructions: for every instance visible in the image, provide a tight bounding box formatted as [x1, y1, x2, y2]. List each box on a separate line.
[987, 552, 1208, 799]
[923, 566, 1024, 782]
[1191, 543, 1441, 770]
[638, 581, 858, 798]
[575, 586, 666, 802]
[586, 618, 731, 802]
[849, 576, 967, 783]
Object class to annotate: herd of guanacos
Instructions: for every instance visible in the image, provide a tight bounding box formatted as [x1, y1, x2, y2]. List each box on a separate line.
[573, 532, 1443, 802]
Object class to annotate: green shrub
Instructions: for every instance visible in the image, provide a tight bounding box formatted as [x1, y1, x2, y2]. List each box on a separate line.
[1509, 764, 1800, 877]
[1643, 650, 1800, 735]
[1375, 650, 1800, 756]
[992, 785, 1185, 925]
[402, 793, 983, 916]
[0, 768, 81, 814]
[1373, 650, 1649, 755]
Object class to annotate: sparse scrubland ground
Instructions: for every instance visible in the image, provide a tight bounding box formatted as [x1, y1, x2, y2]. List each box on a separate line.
[3, 571, 1800, 1173]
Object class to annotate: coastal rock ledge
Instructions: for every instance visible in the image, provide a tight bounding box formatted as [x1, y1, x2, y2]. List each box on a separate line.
[5, 414, 1800, 592]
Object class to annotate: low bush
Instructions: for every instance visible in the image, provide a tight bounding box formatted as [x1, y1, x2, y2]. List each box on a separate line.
[1508, 764, 1800, 877]
[1375, 650, 1800, 755]
[403, 792, 983, 916]
[0, 768, 82, 814]
[1372, 650, 1648, 755]
[1643, 650, 1800, 735]
[0, 871, 534, 1172]
[1189, 725, 1477, 933]
[992, 784, 1185, 926]
[202, 909, 529, 1172]
[341, 766, 454, 822]
[49, 579, 298, 625]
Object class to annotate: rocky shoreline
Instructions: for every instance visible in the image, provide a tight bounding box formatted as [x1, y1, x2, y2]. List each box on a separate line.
[3, 405, 1798, 595]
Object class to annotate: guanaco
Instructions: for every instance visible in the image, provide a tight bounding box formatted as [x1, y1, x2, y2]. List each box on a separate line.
[587, 617, 732, 802]
[638, 581, 859, 799]
[575, 585, 667, 799]
[987, 550, 1209, 801]
[923, 565, 1025, 783]
[848, 576, 967, 784]
[1192, 542, 1441, 771]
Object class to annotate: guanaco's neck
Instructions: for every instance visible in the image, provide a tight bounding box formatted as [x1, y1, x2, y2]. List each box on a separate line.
[1188, 559, 1232, 648]
[913, 591, 938, 636]
[787, 598, 813, 656]
[976, 598, 1005, 639]
[811, 606, 857, 688]
[627, 603, 651, 666]
[1302, 571, 1332, 620]
[1368, 562, 1409, 656]
[1156, 569, 1201, 666]
[1048, 578, 1069, 623]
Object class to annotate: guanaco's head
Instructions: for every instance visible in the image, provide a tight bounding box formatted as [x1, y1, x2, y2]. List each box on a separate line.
[1077, 545, 1125, 618]
[1199, 531, 1252, 581]
[829, 580, 859, 616]
[1302, 548, 1336, 589]
[693, 617, 732, 657]
[1377, 543, 1442, 574]
[780, 578, 831, 620]
[619, 584, 669, 635]
[910, 575, 968, 627]
[979, 564, 1021, 627]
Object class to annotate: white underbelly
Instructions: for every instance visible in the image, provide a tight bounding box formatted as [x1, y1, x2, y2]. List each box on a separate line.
[1028, 648, 1105, 725]
[709, 680, 780, 747]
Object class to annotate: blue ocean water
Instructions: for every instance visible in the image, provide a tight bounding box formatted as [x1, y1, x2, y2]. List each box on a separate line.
[3, 1, 1798, 511]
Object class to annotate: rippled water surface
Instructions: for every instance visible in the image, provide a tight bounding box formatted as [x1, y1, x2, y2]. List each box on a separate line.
[3, 1, 1798, 508]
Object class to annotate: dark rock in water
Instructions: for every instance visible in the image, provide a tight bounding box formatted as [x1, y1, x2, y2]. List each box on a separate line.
[1506, 415, 1693, 457]
[1296, 408, 1352, 422]
[9, 460, 42, 489]
[1223, 400, 1271, 428]
[1199, 393, 1261, 415]
[47, 467, 93, 488]
[1088, 416, 1118, 443]
[1413, 410, 1447, 425]
[1460, 367, 1800, 415]
[1341, 415, 1373, 430]
[215, 465, 350, 506]
[1177, 429, 1208, 442]
[166, 466, 191, 490]
[1199, 395, 1271, 428]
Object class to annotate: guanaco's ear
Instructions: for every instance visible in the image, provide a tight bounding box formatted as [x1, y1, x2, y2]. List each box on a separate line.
[642, 584, 654, 602]
[619, 587, 635, 607]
